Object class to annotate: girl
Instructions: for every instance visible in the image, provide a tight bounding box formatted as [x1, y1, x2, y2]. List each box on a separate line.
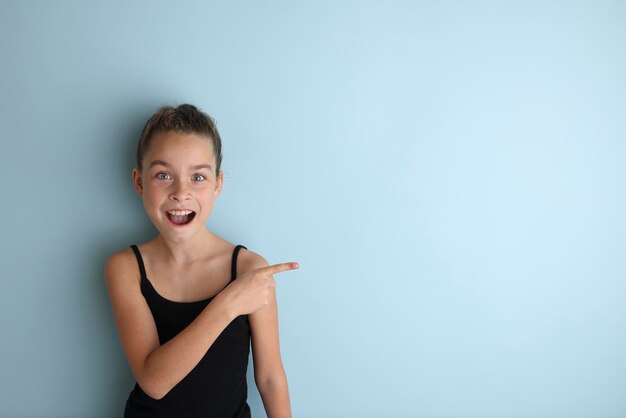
[104, 104, 299, 418]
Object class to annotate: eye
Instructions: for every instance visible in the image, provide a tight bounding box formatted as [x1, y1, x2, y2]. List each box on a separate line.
[192, 174, 206, 181]
[156, 172, 171, 180]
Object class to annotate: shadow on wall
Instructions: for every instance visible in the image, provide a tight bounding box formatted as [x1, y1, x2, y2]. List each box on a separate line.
[94, 97, 169, 415]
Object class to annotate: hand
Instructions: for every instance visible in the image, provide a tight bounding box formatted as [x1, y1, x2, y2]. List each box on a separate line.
[219, 261, 299, 318]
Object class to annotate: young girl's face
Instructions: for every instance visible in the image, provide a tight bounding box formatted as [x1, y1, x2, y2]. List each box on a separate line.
[132, 131, 223, 239]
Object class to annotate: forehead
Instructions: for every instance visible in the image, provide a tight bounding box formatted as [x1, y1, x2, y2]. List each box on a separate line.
[145, 131, 215, 162]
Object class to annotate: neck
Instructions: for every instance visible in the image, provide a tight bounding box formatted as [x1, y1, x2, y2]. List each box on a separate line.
[155, 229, 218, 265]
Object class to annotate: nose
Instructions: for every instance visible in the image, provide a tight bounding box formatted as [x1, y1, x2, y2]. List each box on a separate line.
[169, 181, 191, 202]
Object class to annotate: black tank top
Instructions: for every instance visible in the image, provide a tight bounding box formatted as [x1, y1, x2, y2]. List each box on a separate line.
[124, 244, 252, 418]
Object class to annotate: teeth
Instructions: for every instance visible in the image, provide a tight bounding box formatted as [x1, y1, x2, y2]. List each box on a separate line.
[167, 210, 193, 216]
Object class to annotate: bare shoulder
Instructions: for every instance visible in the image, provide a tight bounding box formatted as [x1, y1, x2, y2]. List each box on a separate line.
[237, 247, 270, 275]
[104, 247, 139, 286]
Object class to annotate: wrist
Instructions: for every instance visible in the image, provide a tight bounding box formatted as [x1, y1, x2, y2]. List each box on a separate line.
[214, 292, 237, 322]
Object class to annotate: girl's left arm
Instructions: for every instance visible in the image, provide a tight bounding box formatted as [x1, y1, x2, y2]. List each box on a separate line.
[247, 255, 292, 418]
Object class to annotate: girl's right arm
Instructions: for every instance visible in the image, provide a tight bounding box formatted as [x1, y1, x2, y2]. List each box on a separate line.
[104, 249, 233, 400]
[104, 248, 298, 400]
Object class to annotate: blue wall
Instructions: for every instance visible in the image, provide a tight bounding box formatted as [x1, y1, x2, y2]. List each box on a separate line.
[1, 1, 625, 417]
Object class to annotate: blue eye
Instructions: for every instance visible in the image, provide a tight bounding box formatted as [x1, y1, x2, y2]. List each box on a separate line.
[156, 172, 171, 180]
[193, 174, 206, 181]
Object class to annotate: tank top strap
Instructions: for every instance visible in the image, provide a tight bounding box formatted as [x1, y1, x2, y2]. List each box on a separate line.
[130, 244, 147, 280]
[231, 245, 247, 282]
[130, 243, 245, 283]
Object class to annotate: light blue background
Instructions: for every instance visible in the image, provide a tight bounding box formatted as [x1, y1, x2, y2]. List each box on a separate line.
[1, 1, 625, 417]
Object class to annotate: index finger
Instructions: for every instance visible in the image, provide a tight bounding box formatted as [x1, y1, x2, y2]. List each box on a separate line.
[258, 262, 300, 276]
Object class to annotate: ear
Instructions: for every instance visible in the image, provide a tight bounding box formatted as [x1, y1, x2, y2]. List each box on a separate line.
[132, 167, 143, 196]
[214, 170, 224, 197]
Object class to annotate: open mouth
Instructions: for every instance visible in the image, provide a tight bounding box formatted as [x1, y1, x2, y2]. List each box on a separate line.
[165, 210, 196, 226]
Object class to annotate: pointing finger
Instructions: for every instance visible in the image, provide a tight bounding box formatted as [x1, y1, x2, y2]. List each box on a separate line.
[258, 262, 300, 276]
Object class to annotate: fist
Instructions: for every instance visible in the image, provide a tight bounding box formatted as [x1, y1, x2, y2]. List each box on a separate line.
[220, 261, 299, 317]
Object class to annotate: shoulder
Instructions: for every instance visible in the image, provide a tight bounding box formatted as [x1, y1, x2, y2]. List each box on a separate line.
[104, 246, 139, 286]
[237, 246, 270, 275]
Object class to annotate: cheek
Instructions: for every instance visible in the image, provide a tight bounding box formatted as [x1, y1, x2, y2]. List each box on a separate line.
[143, 184, 167, 204]
[146, 180, 168, 192]
[199, 190, 217, 207]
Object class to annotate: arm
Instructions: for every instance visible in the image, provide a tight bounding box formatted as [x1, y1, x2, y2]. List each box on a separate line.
[104, 250, 235, 400]
[246, 254, 293, 418]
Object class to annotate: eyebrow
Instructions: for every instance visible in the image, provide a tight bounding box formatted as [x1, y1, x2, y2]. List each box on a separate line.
[149, 160, 212, 171]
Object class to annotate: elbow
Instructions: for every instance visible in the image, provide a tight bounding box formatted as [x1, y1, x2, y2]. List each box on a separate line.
[152, 392, 167, 401]
[148, 388, 167, 401]
[137, 361, 170, 400]
[255, 369, 288, 394]
[139, 378, 168, 401]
